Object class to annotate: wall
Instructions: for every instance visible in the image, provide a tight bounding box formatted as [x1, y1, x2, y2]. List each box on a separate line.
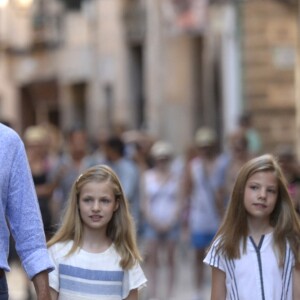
[242, 0, 297, 152]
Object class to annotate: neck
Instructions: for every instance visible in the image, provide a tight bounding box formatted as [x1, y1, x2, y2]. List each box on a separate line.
[81, 227, 112, 253]
[247, 217, 273, 238]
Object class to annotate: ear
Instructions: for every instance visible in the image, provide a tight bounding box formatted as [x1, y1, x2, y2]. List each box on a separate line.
[114, 200, 119, 212]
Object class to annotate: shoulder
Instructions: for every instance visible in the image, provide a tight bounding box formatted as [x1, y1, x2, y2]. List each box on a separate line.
[203, 240, 222, 268]
[48, 241, 73, 259]
[0, 124, 22, 148]
[204, 236, 227, 271]
[109, 244, 122, 260]
[205, 236, 224, 259]
[286, 239, 296, 263]
[0, 125, 28, 175]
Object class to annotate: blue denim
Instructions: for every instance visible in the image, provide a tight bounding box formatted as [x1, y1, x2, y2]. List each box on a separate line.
[0, 274, 8, 300]
[191, 232, 216, 249]
[142, 222, 180, 241]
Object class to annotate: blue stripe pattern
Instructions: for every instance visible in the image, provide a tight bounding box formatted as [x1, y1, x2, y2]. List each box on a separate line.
[59, 264, 124, 296]
[281, 245, 293, 300]
[225, 258, 238, 300]
[249, 235, 266, 300]
[59, 264, 124, 281]
[206, 236, 295, 300]
[60, 278, 122, 295]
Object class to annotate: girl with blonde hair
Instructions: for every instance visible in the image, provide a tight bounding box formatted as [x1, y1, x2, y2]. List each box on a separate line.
[47, 165, 146, 300]
[204, 154, 300, 300]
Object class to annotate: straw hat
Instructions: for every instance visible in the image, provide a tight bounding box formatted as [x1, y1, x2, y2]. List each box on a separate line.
[195, 127, 216, 147]
[150, 141, 173, 159]
[23, 125, 48, 145]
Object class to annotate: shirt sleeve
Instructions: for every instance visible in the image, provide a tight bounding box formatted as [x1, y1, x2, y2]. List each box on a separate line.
[6, 140, 54, 279]
[203, 240, 226, 272]
[48, 245, 59, 292]
[122, 263, 147, 299]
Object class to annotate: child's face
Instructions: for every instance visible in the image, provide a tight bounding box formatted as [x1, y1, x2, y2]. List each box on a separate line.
[244, 171, 278, 223]
[78, 180, 119, 233]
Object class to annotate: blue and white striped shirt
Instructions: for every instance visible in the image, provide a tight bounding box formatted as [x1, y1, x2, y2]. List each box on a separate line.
[204, 232, 294, 300]
[49, 241, 147, 299]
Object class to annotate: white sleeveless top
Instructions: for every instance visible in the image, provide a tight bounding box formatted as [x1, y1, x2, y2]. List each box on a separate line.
[189, 156, 225, 233]
[143, 169, 180, 226]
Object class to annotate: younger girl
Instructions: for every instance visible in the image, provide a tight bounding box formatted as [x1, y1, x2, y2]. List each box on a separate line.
[47, 165, 147, 300]
[204, 154, 300, 300]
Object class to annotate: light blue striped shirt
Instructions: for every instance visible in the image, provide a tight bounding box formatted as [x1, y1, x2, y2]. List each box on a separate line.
[0, 123, 54, 279]
[49, 241, 147, 299]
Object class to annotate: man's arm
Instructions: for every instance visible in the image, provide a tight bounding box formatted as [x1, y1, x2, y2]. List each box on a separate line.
[32, 271, 51, 300]
[50, 288, 58, 300]
[6, 137, 54, 279]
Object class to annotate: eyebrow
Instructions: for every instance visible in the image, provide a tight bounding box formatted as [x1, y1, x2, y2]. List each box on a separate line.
[247, 181, 277, 188]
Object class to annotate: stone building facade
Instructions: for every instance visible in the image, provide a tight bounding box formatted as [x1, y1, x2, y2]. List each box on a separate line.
[240, 0, 298, 152]
[0, 0, 298, 155]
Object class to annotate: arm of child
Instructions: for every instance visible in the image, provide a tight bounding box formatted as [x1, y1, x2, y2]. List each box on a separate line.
[211, 266, 226, 300]
[50, 288, 58, 300]
[293, 263, 300, 300]
[124, 288, 138, 300]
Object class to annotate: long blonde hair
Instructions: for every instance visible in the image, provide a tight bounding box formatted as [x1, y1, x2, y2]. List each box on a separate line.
[47, 164, 142, 269]
[213, 154, 300, 266]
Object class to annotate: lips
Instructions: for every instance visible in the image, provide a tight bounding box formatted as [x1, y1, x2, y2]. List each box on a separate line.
[253, 203, 267, 208]
[90, 215, 102, 221]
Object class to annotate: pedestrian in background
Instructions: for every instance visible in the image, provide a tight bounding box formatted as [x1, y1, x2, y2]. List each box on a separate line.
[23, 125, 64, 299]
[47, 165, 147, 300]
[204, 154, 300, 299]
[276, 145, 300, 215]
[183, 127, 227, 300]
[24, 125, 62, 240]
[141, 141, 181, 299]
[52, 126, 95, 220]
[221, 129, 252, 206]
[237, 111, 262, 156]
[0, 123, 54, 300]
[102, 135, 141, 233]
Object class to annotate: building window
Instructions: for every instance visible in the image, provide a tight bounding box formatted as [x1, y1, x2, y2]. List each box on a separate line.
[58, 0, 86, 10]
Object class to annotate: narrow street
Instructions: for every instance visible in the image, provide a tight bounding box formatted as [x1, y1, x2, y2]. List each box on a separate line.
[142, 244, 212, 300]
[7, 243, 212, 300]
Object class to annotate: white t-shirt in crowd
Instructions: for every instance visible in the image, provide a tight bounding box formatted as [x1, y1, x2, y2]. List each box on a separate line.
[143, 169, 180, 227]
[48, 241, 147, 300]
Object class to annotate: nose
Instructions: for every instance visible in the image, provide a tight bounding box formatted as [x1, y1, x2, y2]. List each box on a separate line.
[92, 201, 100, 211]
[259, 188, 267, 199]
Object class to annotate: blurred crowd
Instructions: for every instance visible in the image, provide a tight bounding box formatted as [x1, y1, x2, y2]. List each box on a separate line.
[4, 112, 300, 300]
